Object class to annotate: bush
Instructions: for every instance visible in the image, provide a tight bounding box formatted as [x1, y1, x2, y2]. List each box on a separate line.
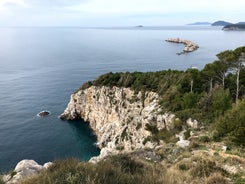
[191, 156, 217, 177]
[21, 156, 190, 184]
[178, 163, 190, 171]
[206, 173, 228, 184]
[145, 124, 158, 134]
[198, 136, 210, 143]
[152, 129, 179, 143]
[215, 98, 245, 146]
[0, 176, 4, 184]
[110, 155, 144, 174]
[184, 129, 191, 140]
[173, 119, 183, 131]
[181, 92, 199, 109]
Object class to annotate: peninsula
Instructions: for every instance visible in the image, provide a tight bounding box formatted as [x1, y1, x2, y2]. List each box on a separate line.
[222, 23, 245, 31]
[165, 38, 199, 55]
[2, 46, 245, 184]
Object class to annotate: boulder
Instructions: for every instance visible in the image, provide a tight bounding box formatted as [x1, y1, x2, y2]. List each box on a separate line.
[176, 140, 190, 148]
[186, 118, 199, 129]
[37, 111, 50, 117]
[3, 160, 52, 184]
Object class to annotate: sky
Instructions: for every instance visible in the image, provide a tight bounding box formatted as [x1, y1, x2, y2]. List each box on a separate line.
[0, 0, 244, 26]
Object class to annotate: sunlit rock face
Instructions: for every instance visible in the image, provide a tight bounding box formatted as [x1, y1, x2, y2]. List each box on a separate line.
[60, 86, 176, 162]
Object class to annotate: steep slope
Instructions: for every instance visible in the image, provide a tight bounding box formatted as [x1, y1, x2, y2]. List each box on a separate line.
[60, 86, 176, 162]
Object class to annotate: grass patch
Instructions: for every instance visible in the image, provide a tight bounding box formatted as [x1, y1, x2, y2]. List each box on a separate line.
[0, 176, 4, 184]
[21, 156, 156, 184]
[205, 173, 229, 184]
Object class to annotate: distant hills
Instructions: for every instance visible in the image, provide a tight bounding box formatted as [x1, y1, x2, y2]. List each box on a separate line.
[211, 21, 233, 26]
[187, 20, 245, 30]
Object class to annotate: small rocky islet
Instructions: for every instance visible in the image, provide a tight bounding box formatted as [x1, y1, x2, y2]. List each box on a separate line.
[37, 110, 50, 117]
[165, 38, 199, 55]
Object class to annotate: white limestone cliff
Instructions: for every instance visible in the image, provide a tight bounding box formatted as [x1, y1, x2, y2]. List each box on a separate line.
[60, 86, 176, 162]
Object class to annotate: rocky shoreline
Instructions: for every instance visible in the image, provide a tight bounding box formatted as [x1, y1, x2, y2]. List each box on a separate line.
[165, 38, 199, 55]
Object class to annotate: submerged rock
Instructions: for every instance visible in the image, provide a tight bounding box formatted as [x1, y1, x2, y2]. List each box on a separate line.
[3, 160, 53, 184]
[37, 110, 50, 117]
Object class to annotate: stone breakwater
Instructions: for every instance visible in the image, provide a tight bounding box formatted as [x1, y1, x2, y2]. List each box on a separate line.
[165, 38, 199, 54]
[60, 86, 176, 162]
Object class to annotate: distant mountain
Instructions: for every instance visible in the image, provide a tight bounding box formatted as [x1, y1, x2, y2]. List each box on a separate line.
[187, 22, 211, 25]
[212, 21, 232, 26]
[237, 22, 245, 25]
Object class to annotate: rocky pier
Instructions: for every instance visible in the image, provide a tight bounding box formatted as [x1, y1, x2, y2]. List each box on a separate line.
[165, 38, 199, 55]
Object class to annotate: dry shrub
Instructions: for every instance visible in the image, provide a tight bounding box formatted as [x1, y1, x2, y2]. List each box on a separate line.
[206, 173, 228, 184]
[163, 167, 192, 184]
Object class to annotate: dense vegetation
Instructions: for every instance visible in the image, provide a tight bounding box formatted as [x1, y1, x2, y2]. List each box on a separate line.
[80, 46, 245, 146]
[2, 47, 245, 184]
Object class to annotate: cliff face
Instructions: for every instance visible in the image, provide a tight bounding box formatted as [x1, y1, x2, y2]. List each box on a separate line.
[60, 86, 175, 162]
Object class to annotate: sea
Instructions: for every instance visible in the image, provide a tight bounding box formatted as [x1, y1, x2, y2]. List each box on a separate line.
[0, 26, 244, 172]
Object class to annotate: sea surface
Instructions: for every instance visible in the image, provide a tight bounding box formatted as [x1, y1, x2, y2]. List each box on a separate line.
[0, 26, 244, 172]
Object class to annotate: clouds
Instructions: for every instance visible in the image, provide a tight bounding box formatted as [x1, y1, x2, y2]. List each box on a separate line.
[24, 0, 89, 7]
[0, 0, 244, 26]
[0, 0, 27, 7]
[66, 0, 245, 14]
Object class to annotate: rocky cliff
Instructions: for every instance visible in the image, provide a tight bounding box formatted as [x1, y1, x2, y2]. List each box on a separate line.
[60, 86, 176, 162]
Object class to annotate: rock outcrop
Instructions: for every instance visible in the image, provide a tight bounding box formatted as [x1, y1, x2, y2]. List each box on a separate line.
[165, 38, 199, 55]
[60, 86, 176, 162]
[37, 110, 51, 117]
[3, 160, 52, 184]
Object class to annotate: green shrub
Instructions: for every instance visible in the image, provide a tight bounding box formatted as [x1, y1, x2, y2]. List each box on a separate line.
[198, 136, 210, 143]
[234, 176, 245, 184]
[110, 155, 144, 174]
[181, 92, 198, 109]
[184, 129, 191, 140]
[191, 157, 217, 177]
[178, 163, 189, 171]
[147, 128, 178, 143]
[145, 124, 158, 134]
[215, 98, 245, 146]
[173, 119, 183, 131]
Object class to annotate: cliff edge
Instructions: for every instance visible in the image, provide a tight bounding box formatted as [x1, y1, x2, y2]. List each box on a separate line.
[60, 86, 176, 162]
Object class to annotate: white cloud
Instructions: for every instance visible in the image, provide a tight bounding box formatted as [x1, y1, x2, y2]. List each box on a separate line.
[0, 0, 244, 26]
[67, 0, 245, 15]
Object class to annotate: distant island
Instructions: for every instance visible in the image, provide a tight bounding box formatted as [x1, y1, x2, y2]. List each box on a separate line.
[187, 20, 245, 31]
[223, 23, 245, 31]
[211, 21, 232, 26]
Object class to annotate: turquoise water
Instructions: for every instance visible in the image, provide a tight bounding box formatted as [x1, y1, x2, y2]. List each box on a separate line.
[0, 26, 244, 172]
